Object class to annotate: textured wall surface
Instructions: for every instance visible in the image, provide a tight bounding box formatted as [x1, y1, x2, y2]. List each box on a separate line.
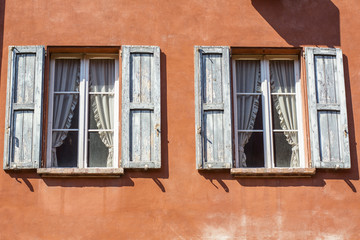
[0, 0, 360, 239]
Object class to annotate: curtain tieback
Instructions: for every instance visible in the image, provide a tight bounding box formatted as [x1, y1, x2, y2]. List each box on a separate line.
[238, 146, 247, 167]
[238, 146, 245, 152]
[292, 145, 299, 152]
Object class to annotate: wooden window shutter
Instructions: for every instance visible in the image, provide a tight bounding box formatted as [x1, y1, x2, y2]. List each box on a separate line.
[194, 46, 233, 169]
[121, 46, 161, 169]
[3, 46, 45, 169]
[305, 47, 350, 169]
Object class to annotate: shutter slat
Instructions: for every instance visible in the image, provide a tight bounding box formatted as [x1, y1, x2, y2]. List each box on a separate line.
[4, 46, 45, 169]
[121, 46, 161, 169]
[195, 46, 232, 169]
[305, 47, 350, 169]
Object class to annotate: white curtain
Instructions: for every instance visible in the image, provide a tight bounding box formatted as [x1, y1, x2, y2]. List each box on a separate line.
[236, 61, 261, 167]
[270, 61, 299, 167]
[89, 60, 114, 167]
[51, 59, 80, 167]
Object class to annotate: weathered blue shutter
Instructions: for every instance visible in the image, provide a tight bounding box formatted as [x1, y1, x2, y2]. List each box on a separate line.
[3, 46, 45, 169]
[121, 46, 161, 169]
[305, 47, 350, 169]
[194, 46, 232, 169]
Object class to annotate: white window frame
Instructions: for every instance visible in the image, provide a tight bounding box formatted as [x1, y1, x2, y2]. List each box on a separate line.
[232, 55, 305, 168]
[46, 53, 119, 168]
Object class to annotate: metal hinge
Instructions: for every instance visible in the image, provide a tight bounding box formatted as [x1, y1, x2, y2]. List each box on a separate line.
[197, 126, 201, 134]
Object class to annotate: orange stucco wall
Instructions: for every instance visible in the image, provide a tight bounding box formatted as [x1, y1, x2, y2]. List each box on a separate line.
[1, 0, 360, 239]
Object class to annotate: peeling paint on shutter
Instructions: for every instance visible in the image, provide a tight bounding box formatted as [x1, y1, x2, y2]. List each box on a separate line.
[305, 47, 350, 169]
[121, 46, 161, 169]
[3, 46, 45, 169]
[195, 46, 232, 169]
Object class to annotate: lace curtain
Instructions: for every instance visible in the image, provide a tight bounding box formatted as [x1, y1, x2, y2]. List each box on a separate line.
[51, 59, 80, 167]
[236, 61, 261, 167]
[270, 61, 299, 167]
[89, 59, 115, 167]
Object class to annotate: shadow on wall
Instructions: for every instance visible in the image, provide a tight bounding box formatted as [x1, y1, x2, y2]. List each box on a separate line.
[342, 55, 359, 188]
[0, 0, 5, 88]
[6, 171, 136, 191]
[251, 0, 340, 47]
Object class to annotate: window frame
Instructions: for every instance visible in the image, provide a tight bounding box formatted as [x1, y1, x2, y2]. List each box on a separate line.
[46, 53, 120, 168]
[231, 54, 305, 169]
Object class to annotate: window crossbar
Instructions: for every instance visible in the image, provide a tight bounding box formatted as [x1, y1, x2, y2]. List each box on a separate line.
[54, 91, 79, 94]
[236, 92, 261, 96]
[273, 129, 298, 133]
[52, 129, 79, 131]
[89, 92, 115, 95]
[237, 129, 263, 133]
[88, 129, 114, 132]
[271, 92, 296, 96]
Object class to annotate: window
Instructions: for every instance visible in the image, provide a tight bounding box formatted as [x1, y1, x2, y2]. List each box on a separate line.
[232, 55, 305, 169]
[46, 54, 119, 168]
[4, 45, 162, 174]
[194, 46, 350, 173]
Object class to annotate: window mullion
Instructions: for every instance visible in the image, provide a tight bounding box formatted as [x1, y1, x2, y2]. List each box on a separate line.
[84, 57, 90, 168]
[262, 59, 274, 168]
[78, 58, 87, 168]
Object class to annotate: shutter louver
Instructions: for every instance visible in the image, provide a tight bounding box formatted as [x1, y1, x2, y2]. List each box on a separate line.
[3, 46, 45, 169]
[121, 46, 161, 169]
[194, 46, 232, 169]
[305, 47, 350, 169]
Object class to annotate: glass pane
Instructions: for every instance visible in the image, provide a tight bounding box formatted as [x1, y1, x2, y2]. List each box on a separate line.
[88, 95, 114, 130]
[88, 132, 113, 167]
[54, 59, 80, 92]
[235, 60, 261, 93]
[240, 132, 264, 167]
[274, 132, 298, 167]
[89, 59, 115, 92]
[270, 60, 295, 93]
[53, 94, 79, 129]
[237, 95, 263, 130]
[271, 95, 297, 131]
[53, 131, 78, 167]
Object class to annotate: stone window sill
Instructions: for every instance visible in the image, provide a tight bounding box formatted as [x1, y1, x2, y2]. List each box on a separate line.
[230, 168, 316, 178]
[37, 168, 124, 178]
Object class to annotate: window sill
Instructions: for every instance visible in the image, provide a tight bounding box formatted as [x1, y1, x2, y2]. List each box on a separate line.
[230, 168, 316, 178]
[37, 168, 124, 178]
